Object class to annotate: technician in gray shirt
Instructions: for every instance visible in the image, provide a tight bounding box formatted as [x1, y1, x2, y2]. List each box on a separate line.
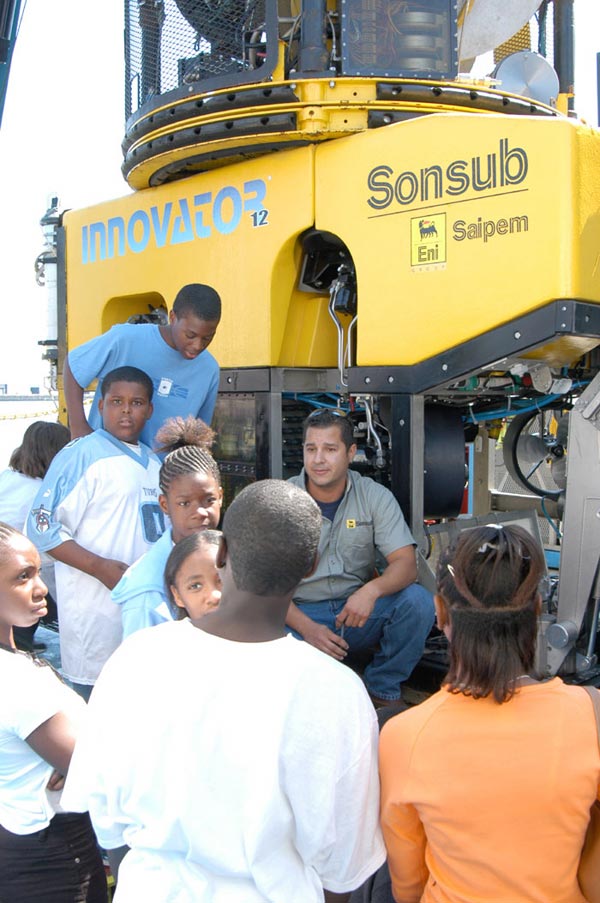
[287, 409, 434, 707]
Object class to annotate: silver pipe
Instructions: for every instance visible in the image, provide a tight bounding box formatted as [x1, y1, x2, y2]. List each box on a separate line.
[328, 281, 347, 387]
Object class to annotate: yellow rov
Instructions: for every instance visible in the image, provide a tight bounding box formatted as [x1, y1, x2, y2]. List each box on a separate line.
[41, 0, 600, 682]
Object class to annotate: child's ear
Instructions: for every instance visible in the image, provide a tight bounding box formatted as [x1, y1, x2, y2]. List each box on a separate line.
[146, 401, 154, 422]
[216, 536, 227, 569]
[170, 585, 186, 610]
[159, 494, 169, 516]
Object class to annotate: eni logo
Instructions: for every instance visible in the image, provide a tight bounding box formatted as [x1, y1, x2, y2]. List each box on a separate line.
[81, 179, 269, 263]
[411, 213, 446, 269]
[418, 219, 438, 239]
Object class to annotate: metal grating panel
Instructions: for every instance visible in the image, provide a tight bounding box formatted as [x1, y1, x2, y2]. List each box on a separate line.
[125, 0, 278, 119]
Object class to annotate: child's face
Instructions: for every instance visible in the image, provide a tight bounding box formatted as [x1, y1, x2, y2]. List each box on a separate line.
[159, 472, 222, 543]
[0, 535, 48, 638]
[98, 380, 153, 443]
[169, 311, 219, 360]
[170, 544, 221, 619]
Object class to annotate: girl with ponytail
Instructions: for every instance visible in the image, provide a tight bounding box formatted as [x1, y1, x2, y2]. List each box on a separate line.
[112, 416, 223, 637]
[379, 524, 600, 903]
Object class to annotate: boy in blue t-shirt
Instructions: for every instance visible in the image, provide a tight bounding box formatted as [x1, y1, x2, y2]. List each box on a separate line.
[64, 283, 222, 448]
[27, 366, 163, 698]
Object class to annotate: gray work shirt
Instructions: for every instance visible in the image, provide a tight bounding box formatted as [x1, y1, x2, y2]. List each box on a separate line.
[288, 469, 415, 604]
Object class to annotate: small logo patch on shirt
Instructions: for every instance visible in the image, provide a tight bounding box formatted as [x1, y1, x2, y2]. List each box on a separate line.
[157, 377, 173, 397]
[32, 506, 52, 533]
[346, 519, 372, 529]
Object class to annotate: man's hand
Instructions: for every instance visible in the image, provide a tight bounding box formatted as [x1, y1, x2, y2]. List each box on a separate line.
[302, 622, 349, 661]
[95, 558, 129, 590]
[336, 584, 378, 629]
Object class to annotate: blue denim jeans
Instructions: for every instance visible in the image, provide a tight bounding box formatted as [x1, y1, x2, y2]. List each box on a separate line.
[292, 583, 435, 701]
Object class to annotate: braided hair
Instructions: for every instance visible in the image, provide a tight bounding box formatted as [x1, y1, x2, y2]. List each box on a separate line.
[436, 524, 545, 704]
[154, 416, 221, 494]
[0, 521, 21, 562]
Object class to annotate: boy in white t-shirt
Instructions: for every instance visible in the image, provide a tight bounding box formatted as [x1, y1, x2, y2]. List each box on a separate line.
[27, 366, 163, 698]
[63, 480, 385, 902]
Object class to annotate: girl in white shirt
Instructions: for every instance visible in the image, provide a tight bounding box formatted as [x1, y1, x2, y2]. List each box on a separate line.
[0, 523, 106, 902]
[0, 421, 70, 650]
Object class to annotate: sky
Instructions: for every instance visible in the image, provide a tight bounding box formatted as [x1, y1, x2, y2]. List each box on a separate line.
[0, 0, 598, 394]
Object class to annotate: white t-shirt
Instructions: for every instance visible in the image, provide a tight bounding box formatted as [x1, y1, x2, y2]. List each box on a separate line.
[63, 621, 385, 902]
[0, 469, 40, 529]
[0, 649, 86, 834]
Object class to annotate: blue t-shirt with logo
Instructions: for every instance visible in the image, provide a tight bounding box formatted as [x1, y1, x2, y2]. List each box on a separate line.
[68, 323, 220, 449]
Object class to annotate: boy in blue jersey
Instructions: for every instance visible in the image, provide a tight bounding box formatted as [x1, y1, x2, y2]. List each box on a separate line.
[27, 367, 163, 699]
[63, 283, 221, 448]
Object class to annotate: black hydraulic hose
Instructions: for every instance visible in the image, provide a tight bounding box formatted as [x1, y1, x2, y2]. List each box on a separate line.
[553, 0, 574, 111]
[298, 0, 328, 75]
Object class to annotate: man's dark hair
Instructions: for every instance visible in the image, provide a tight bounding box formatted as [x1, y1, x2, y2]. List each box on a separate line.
[173, 284, 221, 322]
[222, 480, 321, 595]
[436, 524, 545, 704]
[100, 366, 153, 401]
[302, 409, 355, 450]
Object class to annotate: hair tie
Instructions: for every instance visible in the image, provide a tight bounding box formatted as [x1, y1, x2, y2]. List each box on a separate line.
[477, 541, 499, 554]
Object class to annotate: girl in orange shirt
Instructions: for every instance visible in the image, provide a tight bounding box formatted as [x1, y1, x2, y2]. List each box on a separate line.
[379, 524, 600, 903]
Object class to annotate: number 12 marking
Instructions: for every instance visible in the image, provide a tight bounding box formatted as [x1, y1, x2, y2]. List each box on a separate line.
[251, 209, 269, 227]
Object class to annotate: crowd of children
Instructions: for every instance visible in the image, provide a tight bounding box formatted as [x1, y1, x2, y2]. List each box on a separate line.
[1, 287, 600, 902]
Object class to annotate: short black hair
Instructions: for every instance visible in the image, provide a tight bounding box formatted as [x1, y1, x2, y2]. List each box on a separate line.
[100, 366, 153, 401]
[172, 284, 221, 322]
[222, 479, 321, 595]
[302, 409, 355, 450]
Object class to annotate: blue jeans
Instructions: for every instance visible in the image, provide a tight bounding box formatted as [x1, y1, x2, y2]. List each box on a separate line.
[292, 583, 435, 701]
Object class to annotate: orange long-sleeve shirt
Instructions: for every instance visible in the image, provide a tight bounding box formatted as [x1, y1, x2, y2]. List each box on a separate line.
[379, 678, 600, 903]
